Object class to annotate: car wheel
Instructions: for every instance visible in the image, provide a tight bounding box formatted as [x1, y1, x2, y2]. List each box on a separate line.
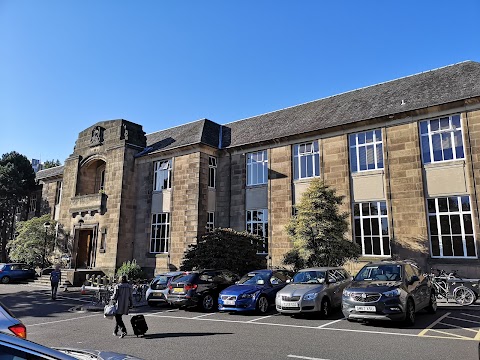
[404, 299, 415, 326]
[1, 276, 10, 284]
[201, 294, 216, 312]
[320, 297, 330, 318]
[256, 295, 269, 314]
[426, 291, 437, 314]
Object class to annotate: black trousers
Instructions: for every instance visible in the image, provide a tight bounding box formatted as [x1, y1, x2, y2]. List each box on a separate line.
[51, 282, 59, 299]
[114, 314, 126, 334]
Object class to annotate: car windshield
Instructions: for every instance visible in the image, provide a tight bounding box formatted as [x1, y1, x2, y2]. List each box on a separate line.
[355, 265, 403, 281]
[292, 271, 326, 283]
[238, 272, 270, 285]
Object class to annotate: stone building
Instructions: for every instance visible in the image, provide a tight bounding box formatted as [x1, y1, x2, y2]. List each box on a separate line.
[35, 61, 480, 280]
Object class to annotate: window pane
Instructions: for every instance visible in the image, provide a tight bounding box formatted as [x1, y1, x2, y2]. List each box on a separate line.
[380, 202, 387, 215]
[363, 219, 371, 235]
[432, 134, 442, 161]
[442, 236, 453, 256]
[466, 236, 476, 257]
[440, 117, 450, 130]
[452, 236, 464, 257]
[431, 235, 440, 256]
[372, 237, 381, 255]
[354, 219, 361, 237]
[440, 215, 451, 235]
[301, 156, 307, 178]
[463, 214, 474, 234]
[420, 121, 428, 134]
[454, 131, 464, 159]
[293, 145, 299, 156]
[364, 237, 372, 255]
[370, 202, 378, 215]
[354, 204, 360, 216]
[349, 134, 356, 146]
[314, 154, 320, 176]
[442, 133, 453, 160]
[371, 218, 379, 235]
[358, 133, 366, 144]
[355, 237, 362, 247]
[427, 199, 436, 213]
[350, 147, 357, 172]
[375, 129, 381, 141]
[376, 144, 384, 168]
[450, 215, 461, 234]
[359, 147, 367, 171]
[382, 237, 391, 255]
[448, 197, 459, 212]
[461, 196, 471, 211]
[438, 198, 448, 212]
[429, 216, 438, 235]
[366, 131, 374, 143]
[367, 145, 375, 169]
[293, 157, 299, 180]
[362, 203, 370, 216]
[381, 218, 388, 235]
[452, 115, 461, 128]
[421, 136, 431, 164]
[431, 119, 440, 132]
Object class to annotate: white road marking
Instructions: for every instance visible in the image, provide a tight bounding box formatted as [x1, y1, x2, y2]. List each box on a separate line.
[27, 314, 101, 327]
[248, 315, 273, 322]
[193, 313, 218, 318]
[418, 312, 451, 337]
[447, 316, 480, 325]
[438, 321, 478, 333]
[461, 313, 480, 319]
[288, 355, 330, 360]
[426, 329, 470, 339]
[317, 318, 344, 328]
[56, 295, 91, 303]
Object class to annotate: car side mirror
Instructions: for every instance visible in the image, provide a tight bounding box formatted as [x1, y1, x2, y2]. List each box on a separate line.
[409, 275, 420, 284]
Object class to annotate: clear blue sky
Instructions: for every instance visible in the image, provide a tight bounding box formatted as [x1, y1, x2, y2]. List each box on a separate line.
[1, 1, 479, 163]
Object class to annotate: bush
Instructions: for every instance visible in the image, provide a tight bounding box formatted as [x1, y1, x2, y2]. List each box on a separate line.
[116, 259, 144, 281]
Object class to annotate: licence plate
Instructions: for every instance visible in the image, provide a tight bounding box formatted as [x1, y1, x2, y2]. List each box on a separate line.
[282, 301, 299, 308]
[355, 306, 376, 312]
[223, 300, 235, 306]
[173, 288, 184, 293]
[153, 293, 164, 297]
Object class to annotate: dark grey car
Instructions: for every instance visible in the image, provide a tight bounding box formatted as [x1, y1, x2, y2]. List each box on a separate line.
[275, 267, 352, 317]
[342, 260, 436, 326]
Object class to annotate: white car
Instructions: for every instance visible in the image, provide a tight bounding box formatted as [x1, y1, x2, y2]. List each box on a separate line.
[146, 271, 185, 307]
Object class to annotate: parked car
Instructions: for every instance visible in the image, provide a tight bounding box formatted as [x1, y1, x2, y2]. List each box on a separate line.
[0, 301, 27, 339]
[275, 267, 352, 317]
[168, 269, 240, 311]
[218, 269, 293, 314]
[0, 332, 145, 359]
[0, 263, 36, 284]
[146, 271, 185, 307]
[342, 260, 436, 326]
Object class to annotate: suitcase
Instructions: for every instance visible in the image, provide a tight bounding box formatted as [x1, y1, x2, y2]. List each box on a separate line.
[130, 314, 148, 337]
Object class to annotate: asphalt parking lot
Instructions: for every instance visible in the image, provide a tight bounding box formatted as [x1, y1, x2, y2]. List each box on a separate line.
[1, 284, 480, 360]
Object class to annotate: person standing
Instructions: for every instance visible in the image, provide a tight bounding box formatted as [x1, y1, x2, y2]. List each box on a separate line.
[49, 265, 61, 300]
[111, 275, 133, 338]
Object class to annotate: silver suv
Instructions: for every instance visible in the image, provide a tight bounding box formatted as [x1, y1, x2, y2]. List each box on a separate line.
[342, 260, 436, 326]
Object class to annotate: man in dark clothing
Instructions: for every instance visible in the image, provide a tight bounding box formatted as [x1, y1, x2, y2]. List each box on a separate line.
[50, 265, 61, 300]
[111, 275, 134, 338]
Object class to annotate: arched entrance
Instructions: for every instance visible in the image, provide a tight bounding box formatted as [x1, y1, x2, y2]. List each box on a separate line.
[74, 225, 98, 269]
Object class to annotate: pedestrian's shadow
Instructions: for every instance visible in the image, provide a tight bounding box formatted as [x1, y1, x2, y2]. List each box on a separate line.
[142, 332, 232, 339]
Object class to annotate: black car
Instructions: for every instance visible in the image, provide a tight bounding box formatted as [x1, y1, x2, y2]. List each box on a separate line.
[342, 260, 436, 326]
[167, 269, 240, 311]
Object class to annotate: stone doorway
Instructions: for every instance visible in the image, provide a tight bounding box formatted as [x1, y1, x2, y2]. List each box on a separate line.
[75, 228, 97, 269]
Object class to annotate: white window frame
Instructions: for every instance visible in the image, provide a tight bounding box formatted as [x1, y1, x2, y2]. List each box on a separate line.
[153, 160, 172, 191]
[293, 141, 320, 180]
[208, 157, 216, 188]
[246, 209, 268, 254]
[349, 129, 384, 172]
[246, 150, 268, 186]
[419, 114, 465, 164]
[150, 213, 170, 253]
[427, 196, 477, 258]
[353, 201, 391, 257]
[206, 211, 215, 232]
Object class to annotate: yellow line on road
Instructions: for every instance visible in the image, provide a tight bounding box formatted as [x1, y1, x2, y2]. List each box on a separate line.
[418, 312, 451, 337]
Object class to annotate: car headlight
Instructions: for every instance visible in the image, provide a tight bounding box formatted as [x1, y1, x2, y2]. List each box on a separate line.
[239, 291, 259, 299]
[383, 288, 401, 297]
[343, 289, 352, 297]
[303, 292, 318, 301]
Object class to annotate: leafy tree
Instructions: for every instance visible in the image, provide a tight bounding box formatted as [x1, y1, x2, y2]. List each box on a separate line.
[6, 214, 56, 267]
[283, 179, 360, 271]
[116, 259, 145, 281]
[43, 159, 61, 169]
[0, 151, 36, 262]
[181, 228, 266, 275]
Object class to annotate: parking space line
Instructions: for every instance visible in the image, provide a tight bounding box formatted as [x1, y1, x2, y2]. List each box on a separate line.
[426, 329, 471, 340]
[317, 318, 344, 328]
[56, 295, 91, 303]
[461, 313, 480, 319]
[248, 315, 274, 322]
[28, 313, 101, 327]
[418, 312, 451, 337]
[447, 316, 480, 325]
[288, 355, 330, 360]
[438, 321, 478, 333]
[193, 313, 217, 318]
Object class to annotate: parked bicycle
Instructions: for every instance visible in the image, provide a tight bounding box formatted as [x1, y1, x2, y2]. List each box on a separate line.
[428, 268, 477, 306]
[132, 281, 148, 303]
[90, 285, 114, 307]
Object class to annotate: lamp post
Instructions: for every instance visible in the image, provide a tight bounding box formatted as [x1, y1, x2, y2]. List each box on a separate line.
[42, 222, 51, 270]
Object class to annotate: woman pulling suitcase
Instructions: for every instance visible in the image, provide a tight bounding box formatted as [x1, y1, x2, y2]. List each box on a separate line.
[111, 275, 134, 338]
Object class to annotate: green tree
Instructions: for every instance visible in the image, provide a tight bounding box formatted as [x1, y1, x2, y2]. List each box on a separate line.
[43, 159, 61, 169]
[0, 151, 36, 262]
[283, 179, 360, 271]
[6, 214, 56, 267]
[181, 228, 266, 275]
[116, 259, 145, 281]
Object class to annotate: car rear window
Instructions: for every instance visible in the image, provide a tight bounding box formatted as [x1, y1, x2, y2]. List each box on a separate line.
[151, 276, 170, 286]
[171, 274, 197, 283]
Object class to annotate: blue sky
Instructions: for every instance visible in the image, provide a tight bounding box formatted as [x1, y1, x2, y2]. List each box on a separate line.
[1, 1, 479, 163]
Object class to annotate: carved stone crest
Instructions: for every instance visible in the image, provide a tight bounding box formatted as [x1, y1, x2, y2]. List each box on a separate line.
[90, 126, 103, 146]
[121, 124, 129, 141]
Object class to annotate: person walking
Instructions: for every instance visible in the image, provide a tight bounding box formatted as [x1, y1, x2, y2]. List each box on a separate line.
[49, 265, 61, 300]
[111, 275, 133, 338]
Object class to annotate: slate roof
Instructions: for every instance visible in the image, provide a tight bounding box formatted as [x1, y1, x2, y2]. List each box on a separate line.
[222, 61, 480, 148]
[36, 166, 64, 180]
[144, 118, 221, 155]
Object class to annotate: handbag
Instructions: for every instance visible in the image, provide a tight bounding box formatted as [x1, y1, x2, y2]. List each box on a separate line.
[104, 302, 117, 318]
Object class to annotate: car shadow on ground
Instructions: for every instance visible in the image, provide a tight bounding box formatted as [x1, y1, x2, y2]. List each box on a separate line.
[142, 332, 233, 339]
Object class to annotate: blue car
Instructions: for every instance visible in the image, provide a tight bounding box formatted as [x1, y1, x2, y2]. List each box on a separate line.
[0, 263, 36, 284]
[218, 269, 292, 314]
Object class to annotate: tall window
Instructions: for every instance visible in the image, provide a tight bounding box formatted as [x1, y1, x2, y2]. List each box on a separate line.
[246, 150, 268, 185]
[54, 181, 62, 205]
[208, 157, 216, 188]
[353, 201, 390, 256]
[427, 196, 476, 258]
[246, 209, 268, 254]
[293, 141, 320, 180]
[349, 130, 383, 172]
[153, 160, 172, 191]
[150, 213, 170, 253]
[419, 114, 464, 164]
[206, 212, 215, 232]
